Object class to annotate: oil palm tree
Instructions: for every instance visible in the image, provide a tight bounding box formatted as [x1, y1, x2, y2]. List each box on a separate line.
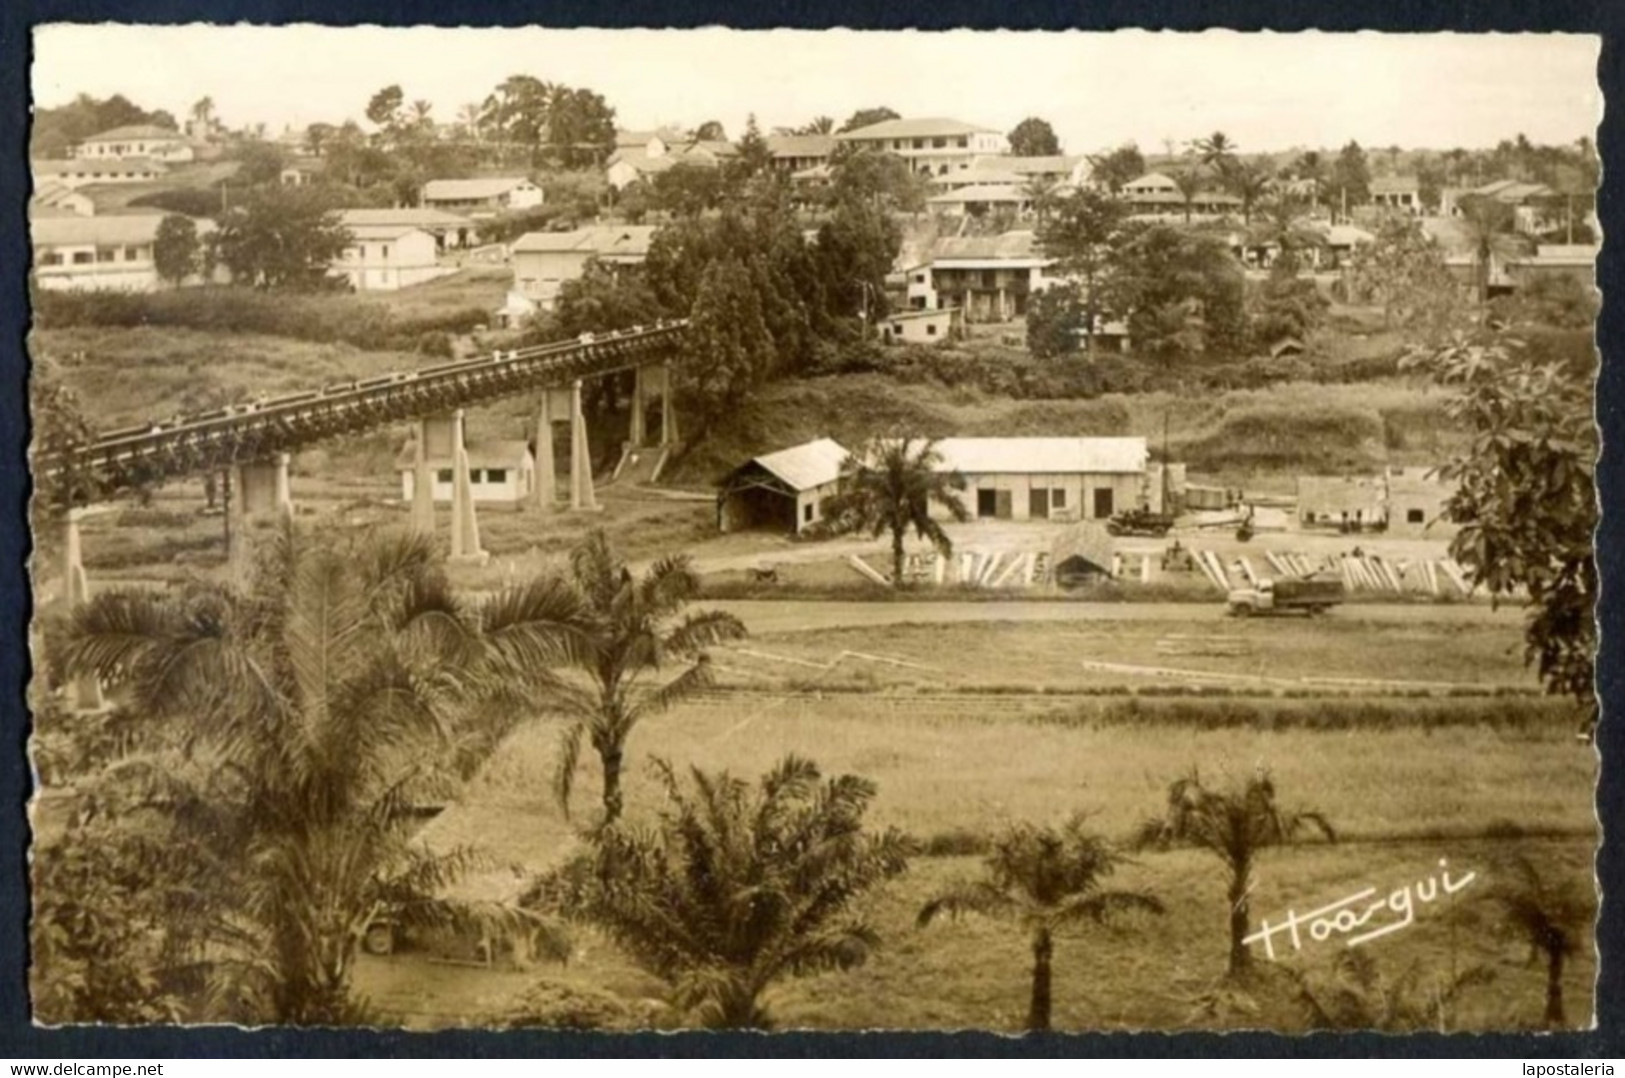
[551, 530, 746, 826]
[822, 436, 970, 588]
[918, 817, 1164, 1032]
[1294, 949, 1496, 1033]
[1456, 192, 1523, 309]
[1170, 162, 1206, 225]
[59, 527, 583, 1024]
[546, 754, 910, 1028]
[1483, 854, 1593, 1027]
[1193, 131, 1239, 176]
[1226, 156, 1275, 225]
[1136, 768, 1335, 977]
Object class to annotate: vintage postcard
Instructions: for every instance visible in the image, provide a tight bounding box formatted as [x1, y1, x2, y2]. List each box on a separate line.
[23, 26, 1603, 1036]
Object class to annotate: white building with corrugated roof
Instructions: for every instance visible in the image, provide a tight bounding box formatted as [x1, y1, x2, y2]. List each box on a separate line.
[927, 437, 1149, 522]
[421, 177, 544, 217]
[833, 117, 1008, 176]
[30, 213, 215, 292]
[333, 224, 449, 292]
[717, 438, 851, 535]
[510, 225, 659, 308]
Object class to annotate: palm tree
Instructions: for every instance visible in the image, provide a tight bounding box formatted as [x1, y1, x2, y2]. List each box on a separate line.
[551, 530, 746, 826]
[1226, 156, 1275, 225]
[1483, 854, 1592, 1027]
[189, 96, 215, 136]
[1294, 950, 1495, 1033]
[1021, 173, 1060, 225]
[1456, 192, 1522, 309]
[1294, 150, 1326, 206]
[1193, 131, 1239, 176]
[822, 436, 970, 588]
[59, 527, 583, 1024]
[918, 817, 1163, 1032]
[546, 754, 910, 1028]
[1170, 162, 1206, 224]
[1135, 768, 1335, 977]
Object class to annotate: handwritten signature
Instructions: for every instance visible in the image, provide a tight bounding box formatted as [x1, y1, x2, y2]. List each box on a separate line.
[1243, 858, 1477, 960]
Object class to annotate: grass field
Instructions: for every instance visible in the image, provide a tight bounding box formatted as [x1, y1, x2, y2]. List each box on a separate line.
[363, 689, 1596, 1032]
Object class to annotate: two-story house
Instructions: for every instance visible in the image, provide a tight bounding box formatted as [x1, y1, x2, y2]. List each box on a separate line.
[30, 213, 201, 292]
[510, 225, 658, 309]
[833, 117, 1009, 176]
[74, 124, 196, 163]
[333, 224, 450, 292]
[904, 231, 1059, 323]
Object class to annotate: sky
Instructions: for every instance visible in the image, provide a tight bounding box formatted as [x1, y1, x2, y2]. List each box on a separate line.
[31, 26, 1603, 155]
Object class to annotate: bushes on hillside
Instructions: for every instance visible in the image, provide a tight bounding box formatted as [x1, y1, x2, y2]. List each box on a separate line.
[32, 287, 487, 353]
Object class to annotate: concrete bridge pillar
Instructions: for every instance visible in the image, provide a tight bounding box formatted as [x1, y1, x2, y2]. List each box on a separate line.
[61, 510, 105, 712]
[630, 366, 648, 448]
[570, 379, 598, 512]
[411, 417, 435, 536]
[230, 454, 292, 586]
[661, 361, 678, 446]
[533, 391, 563, 512]
[448, 409, 486, 564]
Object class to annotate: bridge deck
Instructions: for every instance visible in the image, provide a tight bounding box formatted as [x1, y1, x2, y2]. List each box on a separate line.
[35, 320, 689, 504]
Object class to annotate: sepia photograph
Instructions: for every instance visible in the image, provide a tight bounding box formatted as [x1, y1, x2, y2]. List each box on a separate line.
[21, 25, 1604, 1036]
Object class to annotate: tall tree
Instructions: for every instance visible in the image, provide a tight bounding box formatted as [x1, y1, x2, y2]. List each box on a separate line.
[1170, 162, 1206, 225]
[545, 755, 909, 1028]
[1455, 192, 1520, 308]
[365, 84, 405, 134]
[550, 531, 746, 826]
[1331, 140, 1372, 213]
[482, 75, 554, 165]
[1008, 117, 1061, 157]
[1409, 327, 1596, 723]
[677, 256, 778, 433]
[838, 106, 900, 133]
[189, 96, 215, 134]
[152, 215, 200, 288]
[1035, 186, 1130, 355]
[1482, 855, 1592, 1027]
[546, 86, 617, 169]
[211, 186, 350, 290]
[693, 119, 726, 141]
[1086, 143, 1147, 195]
[822, 437, 970, 588]
[1136, 769, 1334, 976]
[53, 529, 582, 1023]
[1225, 155, 1274, 225]
[795, 115, 835, 136]
[919, 818, 1163, 1032]
[1192, 131, 1239, 176]
[1115, 223, 1250, 358]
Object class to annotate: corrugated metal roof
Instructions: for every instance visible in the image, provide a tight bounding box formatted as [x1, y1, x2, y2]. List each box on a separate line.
[510, 225, 658, 257]
[836, 117, 999, 140]
[1370, 175, 1420, 194]
[932, 437, 1147, 475]
[423, 177, 536, 201]
[929, 230, 1042, 262]
[31, 213, 168, 246]
[766, 134, 837, 157]
[928, 184, 1027, 203]
[748, 438, 850, 492]
[338, 207, 474, 228]
[344, 224, 427, 241]
[82, 124, 188, 142]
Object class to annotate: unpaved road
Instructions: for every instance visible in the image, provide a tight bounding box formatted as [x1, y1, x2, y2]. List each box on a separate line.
[703, 599, 1517, 635]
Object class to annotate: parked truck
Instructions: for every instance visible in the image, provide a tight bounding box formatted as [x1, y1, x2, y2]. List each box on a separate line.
[1226, 574, 1345, 617]
[1105, 507, 1176, 537]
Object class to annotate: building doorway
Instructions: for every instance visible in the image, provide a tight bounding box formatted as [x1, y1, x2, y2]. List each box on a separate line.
[1028, 488, 1050, 520]
[1092, 488, 1114, 519]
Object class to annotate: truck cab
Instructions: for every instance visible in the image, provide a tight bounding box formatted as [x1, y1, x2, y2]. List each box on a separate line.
[1226, 579, 1276, 616]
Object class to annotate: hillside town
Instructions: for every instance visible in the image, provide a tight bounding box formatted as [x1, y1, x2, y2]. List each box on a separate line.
[24, 28, 1601, 1039]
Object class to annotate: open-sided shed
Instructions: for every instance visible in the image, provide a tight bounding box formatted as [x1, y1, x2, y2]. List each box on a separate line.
[717, 438, 850, 535]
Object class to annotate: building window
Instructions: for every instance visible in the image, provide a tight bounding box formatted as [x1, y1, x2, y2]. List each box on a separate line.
[486, 468, 507, 484]
[96, 248, 117, 263]
[124, 245, 142, 261]
[933, 137, 946, 148]
[803, 503, 814, 523]
[1406, 508, 1425, 524]
[957, 137, 968, 148]
[1052, 488, 1066, 508]
[381, 245, 390, 260]
[72, 251, 94, 265]
[437, 468, 453, 483]
[913, 273, 925, 284]
[37, 250, 63, 266]
[926, 324, 938, 336]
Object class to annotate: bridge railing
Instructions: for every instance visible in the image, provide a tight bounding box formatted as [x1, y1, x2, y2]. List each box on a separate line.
[34, 319, 690, 502]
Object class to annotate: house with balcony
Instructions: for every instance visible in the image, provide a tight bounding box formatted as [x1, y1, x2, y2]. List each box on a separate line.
[510, 225, 658, 309]
[73, 124, 195, 163]
[422, 177, 545, 218]
[1118, 172, 1242, 219]
[766, 133, 837, 174]
[833, 117, 1009, 177]
[904, 230, 1059, 323]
